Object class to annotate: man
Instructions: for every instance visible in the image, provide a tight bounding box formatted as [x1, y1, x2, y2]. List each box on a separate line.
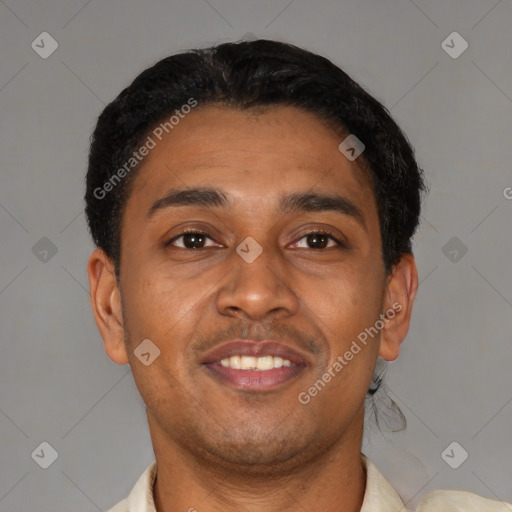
[85, 40, 511, 511]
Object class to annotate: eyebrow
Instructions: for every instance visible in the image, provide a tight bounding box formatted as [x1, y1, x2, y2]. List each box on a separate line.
[147, 187, 366, 229]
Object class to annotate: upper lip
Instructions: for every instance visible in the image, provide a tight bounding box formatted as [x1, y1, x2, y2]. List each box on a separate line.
[201, 340, 311, 366]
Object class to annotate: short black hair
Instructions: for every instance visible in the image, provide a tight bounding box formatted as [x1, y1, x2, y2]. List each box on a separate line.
[85, 39, 426, 280]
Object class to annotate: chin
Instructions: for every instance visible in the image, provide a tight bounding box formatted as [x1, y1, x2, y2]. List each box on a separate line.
[193, 425, 319, 475]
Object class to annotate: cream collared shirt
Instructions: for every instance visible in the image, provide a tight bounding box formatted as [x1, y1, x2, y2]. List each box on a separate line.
[107, 454, 512, 512]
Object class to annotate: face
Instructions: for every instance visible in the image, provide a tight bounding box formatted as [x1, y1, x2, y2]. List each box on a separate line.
[88, 105, 417, 473]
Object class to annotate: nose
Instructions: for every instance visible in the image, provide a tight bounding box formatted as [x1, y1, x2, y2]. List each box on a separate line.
[215, 243, 299, 323]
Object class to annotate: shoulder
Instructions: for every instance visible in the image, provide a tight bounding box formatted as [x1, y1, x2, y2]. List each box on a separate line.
[106, 461, 157, 512]
[417, 489, 512, 511]
[106, 498, 128, 512]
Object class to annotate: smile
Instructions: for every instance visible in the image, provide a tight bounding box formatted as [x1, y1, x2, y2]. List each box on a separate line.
[219, 355, 294, 370]
[201, 339, 310, 391]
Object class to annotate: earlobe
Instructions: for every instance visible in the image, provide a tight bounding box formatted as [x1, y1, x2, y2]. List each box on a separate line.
[378, 253, 419, 362]
[87, 248, 129, 365]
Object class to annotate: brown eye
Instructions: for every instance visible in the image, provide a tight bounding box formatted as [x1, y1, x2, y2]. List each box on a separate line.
[166, 231, 218, 249]
[306, 233, 330, 249]
[293, 231, 344, 250]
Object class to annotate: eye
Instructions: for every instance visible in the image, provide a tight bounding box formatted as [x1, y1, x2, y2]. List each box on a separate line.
[165, 230, 220, 249]
[292, 231, 345, 250]
[165, 229, 345, 251]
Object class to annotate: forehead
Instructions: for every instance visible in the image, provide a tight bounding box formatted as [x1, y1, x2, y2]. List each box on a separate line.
[123, 105, 377, 225]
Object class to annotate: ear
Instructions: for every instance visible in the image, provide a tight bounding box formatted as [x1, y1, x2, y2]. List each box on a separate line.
[87, 248, 128, 365]
[378, 252, 419, 361]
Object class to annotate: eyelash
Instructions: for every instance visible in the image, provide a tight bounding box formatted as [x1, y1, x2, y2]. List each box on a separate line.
[165, 228, 346, 250]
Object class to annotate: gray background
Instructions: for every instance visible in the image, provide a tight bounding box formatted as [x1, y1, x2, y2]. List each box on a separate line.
[1, 0, 511, 511]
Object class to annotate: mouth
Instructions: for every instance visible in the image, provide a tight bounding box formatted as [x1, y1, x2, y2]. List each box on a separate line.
[201, 340, 310, 391]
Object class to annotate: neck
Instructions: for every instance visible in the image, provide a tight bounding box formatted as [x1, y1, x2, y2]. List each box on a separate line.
[150, 411, 367, 512]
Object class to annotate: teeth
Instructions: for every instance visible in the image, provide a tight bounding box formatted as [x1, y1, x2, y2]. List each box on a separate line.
[218, 355, 294, 370]
[257, 356, 274, 370]
[240, 356, 257, 369]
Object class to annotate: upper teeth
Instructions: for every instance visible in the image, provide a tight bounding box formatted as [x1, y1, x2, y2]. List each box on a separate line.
[219, 355, 293, 370]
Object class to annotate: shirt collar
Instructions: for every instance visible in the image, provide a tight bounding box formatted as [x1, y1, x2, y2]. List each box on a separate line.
[360, 453, 407, 511]
[124, 453, 406, 512]
[127, 460, 157, 512]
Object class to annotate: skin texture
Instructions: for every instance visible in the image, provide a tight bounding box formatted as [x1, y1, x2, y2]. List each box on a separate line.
[87, 105, 418, 512]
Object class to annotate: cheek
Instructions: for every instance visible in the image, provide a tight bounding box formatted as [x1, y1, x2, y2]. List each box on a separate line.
[120, 272, 198, 405]
[305, 264, 383, 398]
[315, 265, 383, 335]
[120, 264, 212, 371]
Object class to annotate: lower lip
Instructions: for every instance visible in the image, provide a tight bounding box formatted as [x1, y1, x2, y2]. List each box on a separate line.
[204, 363, 305, 391]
